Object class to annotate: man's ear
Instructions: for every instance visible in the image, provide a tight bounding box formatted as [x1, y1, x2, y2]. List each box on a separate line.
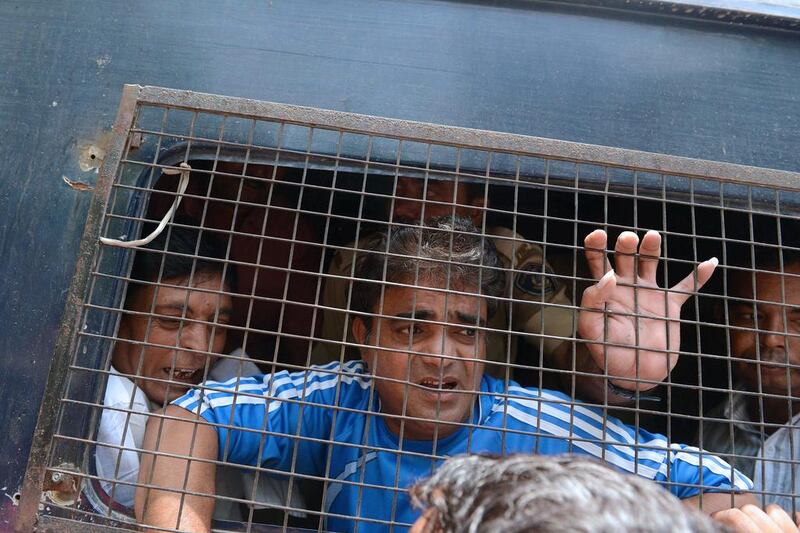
[352, 317, 369, 346]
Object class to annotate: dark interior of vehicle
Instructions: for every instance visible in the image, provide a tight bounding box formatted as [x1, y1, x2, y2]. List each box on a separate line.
[134, 157, 798, 527]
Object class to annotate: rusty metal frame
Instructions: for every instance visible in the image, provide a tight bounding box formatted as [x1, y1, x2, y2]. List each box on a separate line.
[16, 83, 800, 531]
[16, 85, 141, 533]
[134, 85, 800, 191]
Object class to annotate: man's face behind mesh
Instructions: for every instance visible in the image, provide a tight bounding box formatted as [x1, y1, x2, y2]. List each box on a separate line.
[115, 273, 231, 404]
[730, 266, 800, 398]
[357, 282, 487, 441]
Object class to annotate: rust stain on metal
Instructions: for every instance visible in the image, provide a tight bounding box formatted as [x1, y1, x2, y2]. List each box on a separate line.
[62, 176, 94, 191]
[77, 131, 113, 172]
[129, 131, 143, 149]
[42, 465, 80, 507]
[15, 87, 141, 533]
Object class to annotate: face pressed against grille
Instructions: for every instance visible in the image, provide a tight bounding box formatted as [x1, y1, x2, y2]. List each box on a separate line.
[20, 86, 800, 533]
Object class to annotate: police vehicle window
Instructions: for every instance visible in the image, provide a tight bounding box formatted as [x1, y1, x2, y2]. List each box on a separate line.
[21, 85, 800, 532]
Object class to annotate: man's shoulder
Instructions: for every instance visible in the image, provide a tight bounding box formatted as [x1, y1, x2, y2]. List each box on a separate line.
[103, 368, 149, 410]
[196, 360, 372, 401]
[480, 375, 572, 407]
[173, 361, 373, 417]
[478, 376, 588, 436]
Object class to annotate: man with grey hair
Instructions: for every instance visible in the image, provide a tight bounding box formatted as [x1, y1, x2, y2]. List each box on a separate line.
[136, 216, 751, 533]
[409, 455, 798, 533]
[314, 175, 685, 404]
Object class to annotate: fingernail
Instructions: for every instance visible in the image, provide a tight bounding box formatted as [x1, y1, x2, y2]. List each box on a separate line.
[708, 257, 719, 267]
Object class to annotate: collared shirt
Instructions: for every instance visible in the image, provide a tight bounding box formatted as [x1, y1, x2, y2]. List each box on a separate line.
[697, 389, 765, 480]
[698, 388, 800, 509]
[754, 413, 800, 511]
[89, 353, 301, 519]
[95, 367, 153, 509]
[175, 360, 752, 533]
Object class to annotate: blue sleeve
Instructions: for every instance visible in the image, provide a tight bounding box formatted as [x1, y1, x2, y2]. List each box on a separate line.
[172, 361, 370, 476]
[504, 385, 753, 498]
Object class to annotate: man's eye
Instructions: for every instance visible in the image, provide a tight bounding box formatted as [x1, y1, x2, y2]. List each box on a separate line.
[734, 312, 756, 323]
[399, 325, 423, 337]
[460, 328, 478, 338]
[156, 316, 182, 329]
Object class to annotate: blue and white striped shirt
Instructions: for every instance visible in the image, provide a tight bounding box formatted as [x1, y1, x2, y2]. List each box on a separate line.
[174, 361, 752, 532]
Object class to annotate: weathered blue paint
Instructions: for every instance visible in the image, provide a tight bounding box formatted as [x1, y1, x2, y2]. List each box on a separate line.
[1, 1, 798, 526]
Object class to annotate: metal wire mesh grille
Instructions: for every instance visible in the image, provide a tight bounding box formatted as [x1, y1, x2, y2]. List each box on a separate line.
[30, 86, 800, 532]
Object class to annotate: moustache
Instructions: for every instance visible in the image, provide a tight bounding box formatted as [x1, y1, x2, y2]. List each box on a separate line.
[747, 348, 789, 365]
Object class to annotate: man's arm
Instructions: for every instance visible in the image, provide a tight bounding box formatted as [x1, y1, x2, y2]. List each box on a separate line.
[682, 492, 758, 515]
[549, 341, 648, 406]
[135, 405, 218, 533]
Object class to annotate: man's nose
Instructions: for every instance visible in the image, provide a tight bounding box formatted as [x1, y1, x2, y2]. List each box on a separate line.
[760, 312, 787, 348]
[179, 321, 212, 354]
[416, 328, 453, 369]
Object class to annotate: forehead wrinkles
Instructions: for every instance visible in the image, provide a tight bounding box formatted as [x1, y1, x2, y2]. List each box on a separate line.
[394, 274, 481, 302]
[147, 273, 227, 307]
[384, 284, 484, 324]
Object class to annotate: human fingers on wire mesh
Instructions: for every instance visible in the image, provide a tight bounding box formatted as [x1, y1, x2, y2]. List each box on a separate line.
[578, 229, 718, 389]
[711, 504, 800, 533]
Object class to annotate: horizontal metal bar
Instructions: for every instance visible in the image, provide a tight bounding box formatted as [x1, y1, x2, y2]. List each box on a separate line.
[133, 85, 800, 191]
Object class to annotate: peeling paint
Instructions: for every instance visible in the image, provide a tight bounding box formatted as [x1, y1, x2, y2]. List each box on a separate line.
[95, 54, 111, 69]
[62, 176, 93, 191]
[77, 131, 113, 172]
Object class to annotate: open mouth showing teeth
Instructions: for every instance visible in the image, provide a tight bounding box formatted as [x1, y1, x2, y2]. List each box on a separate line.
[165, 367, 204, 384]
[417, 378, 458, 391]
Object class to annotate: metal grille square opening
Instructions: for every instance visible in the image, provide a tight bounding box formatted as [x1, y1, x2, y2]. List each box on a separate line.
[20, 85, 800, 533]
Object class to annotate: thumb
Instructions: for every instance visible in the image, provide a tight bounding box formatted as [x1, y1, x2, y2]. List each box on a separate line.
[581, 269, 617, 311]
[671, 257, 719, 305]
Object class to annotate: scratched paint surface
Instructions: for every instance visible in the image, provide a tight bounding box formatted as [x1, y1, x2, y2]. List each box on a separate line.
[0, 1, 799, 527]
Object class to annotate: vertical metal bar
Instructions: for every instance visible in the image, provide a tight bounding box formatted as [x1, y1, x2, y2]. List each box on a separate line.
[774, 196, 794, 516]
[660, 172, 675, 497]
[16, 84, 143, 533]
[97, 102, 170, 517]
[718, 181, 738, 508]
[687, 175, 705, 506]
